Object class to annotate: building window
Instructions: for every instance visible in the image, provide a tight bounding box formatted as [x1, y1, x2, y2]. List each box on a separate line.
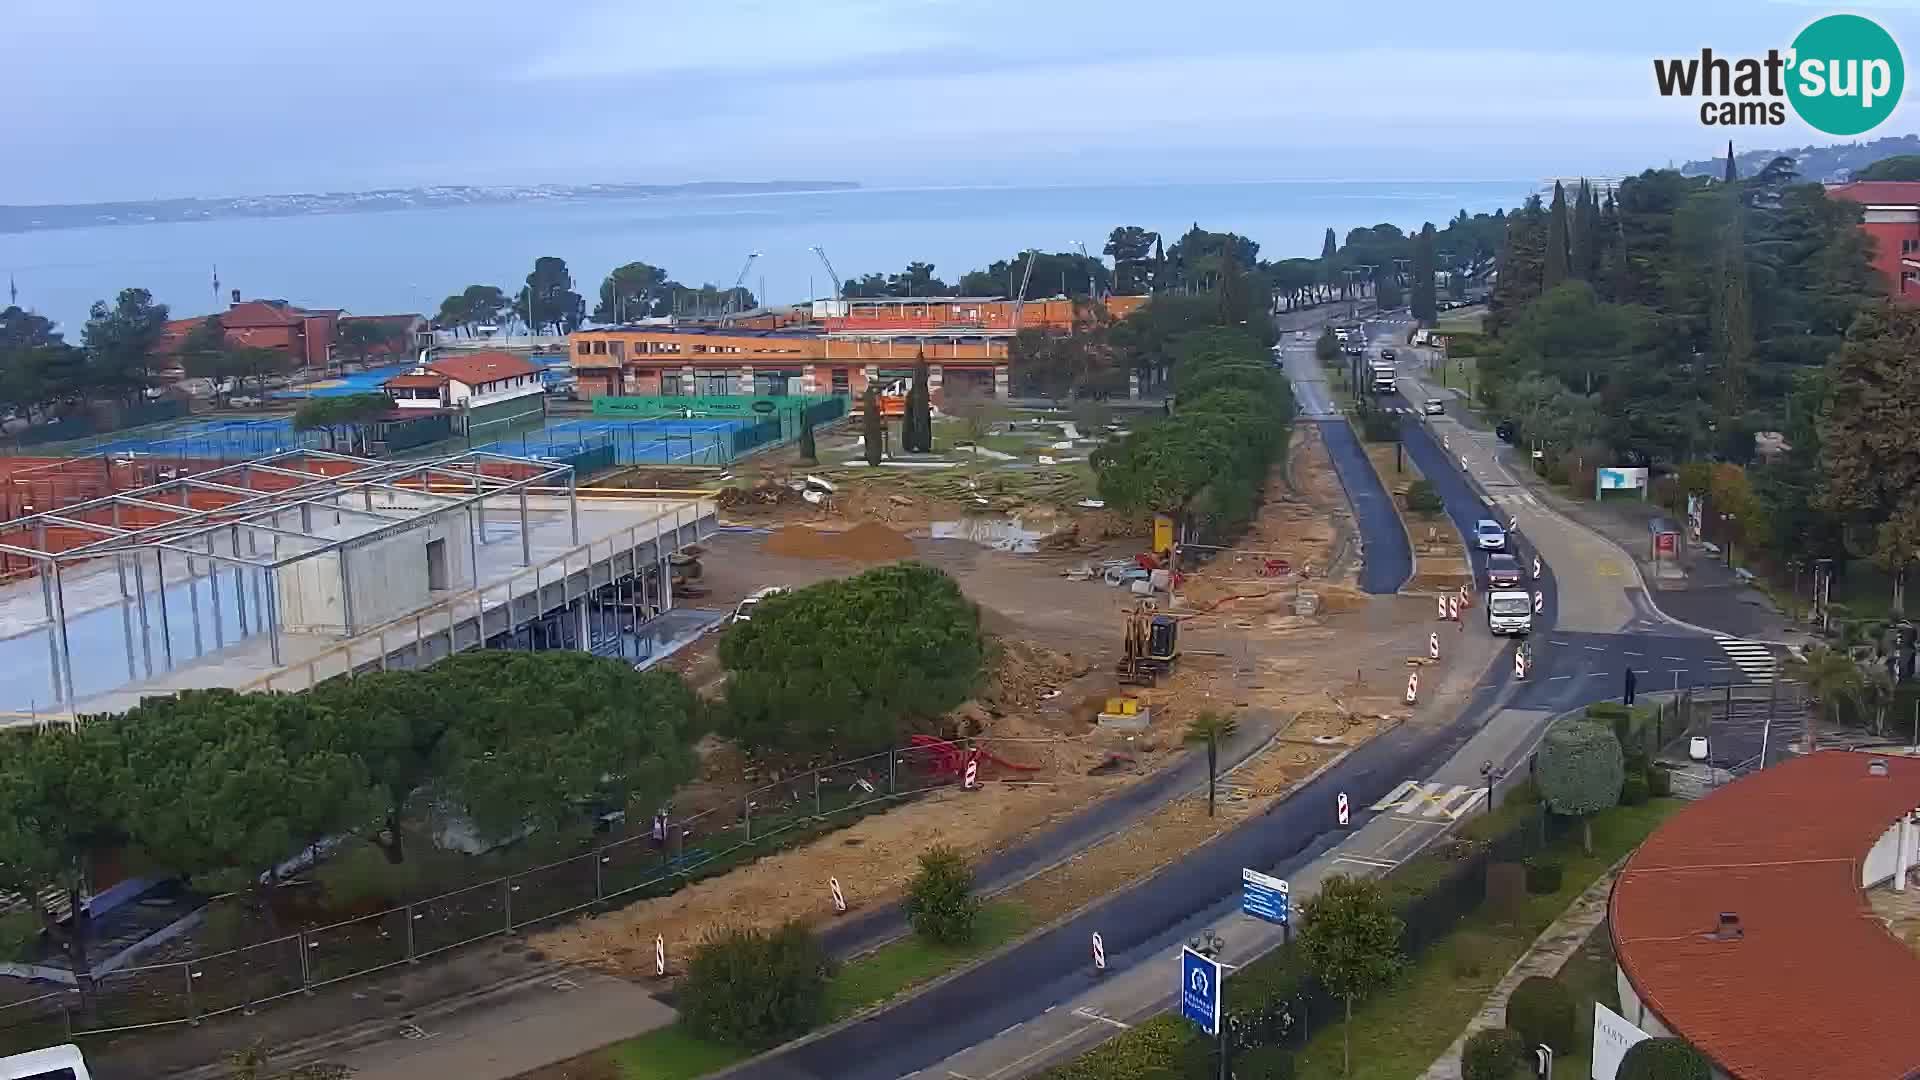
[831, 368, 851, 395]
[661, 374, 683, 396]
[610, 341, 625, 359]
[699, 373, 731, 396]
[1905, 239, 1919, 255]
[575, 341, 590, 355]
[592, 340, 607, 355]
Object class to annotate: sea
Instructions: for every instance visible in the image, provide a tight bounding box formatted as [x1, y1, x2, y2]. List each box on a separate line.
[0, 180, 1530, 334]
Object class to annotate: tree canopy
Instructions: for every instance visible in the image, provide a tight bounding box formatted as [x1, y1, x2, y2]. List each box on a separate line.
[1300, 873, 1405, 1076]
[1535, 717, 1623, 852]
[719, 562, 985, 752]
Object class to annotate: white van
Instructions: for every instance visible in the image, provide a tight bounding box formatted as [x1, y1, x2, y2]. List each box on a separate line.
[731, 586, 788, 624]
[0, 1044, 91, 1079]
[1486, 589, 1533, 636]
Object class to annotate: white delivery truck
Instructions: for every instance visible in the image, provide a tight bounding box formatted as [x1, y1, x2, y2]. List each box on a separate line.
[0, 1043, 91, 1079]
[1486, 589, 1534, 636]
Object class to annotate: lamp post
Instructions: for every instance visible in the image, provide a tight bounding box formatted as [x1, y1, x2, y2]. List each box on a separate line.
[1479, 759, 1505, 814]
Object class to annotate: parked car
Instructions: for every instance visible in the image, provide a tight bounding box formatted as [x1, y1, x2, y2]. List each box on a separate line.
[1474, 518, 1507, 551]
[1495, 420, 1517, 444]
[731, 586, 788, 623]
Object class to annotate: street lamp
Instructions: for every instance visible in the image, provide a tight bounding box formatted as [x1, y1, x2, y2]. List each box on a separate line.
[1720, 513, 1736, 568]
[1479, 759, 1505, 814]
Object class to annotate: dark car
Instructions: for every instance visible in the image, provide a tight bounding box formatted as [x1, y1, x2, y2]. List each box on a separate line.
[1495, 420, 1517, 444]
[1486, 553, 1523, 588]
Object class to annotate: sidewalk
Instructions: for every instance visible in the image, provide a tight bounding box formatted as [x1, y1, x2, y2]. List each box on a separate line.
[1418, 860, 1625, 1080]
[1399, 349, 1801, 643]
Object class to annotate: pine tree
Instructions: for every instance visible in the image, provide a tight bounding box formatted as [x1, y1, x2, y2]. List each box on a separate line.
[862, 386, 884, 466]
[1545, 182, 1570, 289]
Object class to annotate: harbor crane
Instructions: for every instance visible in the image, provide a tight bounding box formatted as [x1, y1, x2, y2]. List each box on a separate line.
[808, 246, 843, 302]
[721, 251, 761, 318]
[1009, 248, 1039, 331]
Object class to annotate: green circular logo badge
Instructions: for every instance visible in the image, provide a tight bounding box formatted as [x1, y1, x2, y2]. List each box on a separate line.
[1787, 14, 1904, 136]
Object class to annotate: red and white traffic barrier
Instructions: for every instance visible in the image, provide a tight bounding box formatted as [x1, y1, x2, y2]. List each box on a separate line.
[1532, 555, 1543, 580]
[1532, 590, 1545, 614]
[655, 934, 666, 978]
[1092, 932, 1107, 972]
[962, 756, 979, 791]
[1337, 791, 1351, 826]
[1436, 595, 1449, 621]
[830, 877, 847, 914]
[1428, 632, 1440, 660]
[1459, 582, 1473, 608]
[1447, 595, 1460, 622]
[1515, 650, 1529, 680]
[1405, 671, 1419, 704]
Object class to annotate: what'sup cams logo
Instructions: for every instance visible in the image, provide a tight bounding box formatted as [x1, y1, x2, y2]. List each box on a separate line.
[1654, 13, 1904, 135]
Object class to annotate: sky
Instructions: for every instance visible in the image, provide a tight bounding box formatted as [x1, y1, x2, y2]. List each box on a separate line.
[7, 0, 1920, 204]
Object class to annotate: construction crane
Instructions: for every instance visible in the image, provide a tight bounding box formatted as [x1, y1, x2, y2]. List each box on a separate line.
[1009, 248, 1039, 331]
[1115, 599, 1180, 686]
[721, 251, 761, 319]
[808, 246, 843, 302]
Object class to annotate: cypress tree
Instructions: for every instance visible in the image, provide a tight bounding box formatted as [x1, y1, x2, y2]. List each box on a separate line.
[1723, 140, 1738, 183]
[1322, 227, 1340, 299]
[1545, 182, 1570, 289]
[862, 385, 884, 466]
[904, 356, 933, 453]
[1411, 223, 1438, 322]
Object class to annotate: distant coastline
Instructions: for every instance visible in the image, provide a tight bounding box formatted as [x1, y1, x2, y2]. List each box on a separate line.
[0, 180, 862, 235]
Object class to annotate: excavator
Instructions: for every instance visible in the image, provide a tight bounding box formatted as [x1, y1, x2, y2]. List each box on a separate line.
[1115, 599, 1180, 686]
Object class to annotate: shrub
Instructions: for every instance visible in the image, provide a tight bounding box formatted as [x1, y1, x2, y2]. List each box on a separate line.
[1523, 857, 1564, 895]
[1617, 1037, 1713, 1080]
[903, 844, 980, 945]
[1233, 1045, 1296, 1080]
[1647, 764, 1673, 798]
[0, 911, 38, 963]
[1620, 773, 1650, 806]
[1462, 1027, 1526, 1080]
[1405, 479, 1445, 514]
[1036, 1015, 1188, 1080]
[1585, 701, 1629, 721]
[1505, 975, 1577, 1053]
[678, 921, 833, 1050]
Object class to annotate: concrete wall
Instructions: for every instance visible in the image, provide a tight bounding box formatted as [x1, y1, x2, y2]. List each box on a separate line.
[275, 513, 475, 635]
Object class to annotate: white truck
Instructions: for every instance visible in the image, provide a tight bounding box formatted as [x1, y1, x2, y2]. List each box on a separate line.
[1368, 360, 1397, 394]
[1486, 589, 1534, 636]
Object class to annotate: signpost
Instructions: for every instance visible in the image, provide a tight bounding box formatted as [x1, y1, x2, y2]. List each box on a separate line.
[1240, 868, 1290, 931]
[1180, 946, 1222, 1037]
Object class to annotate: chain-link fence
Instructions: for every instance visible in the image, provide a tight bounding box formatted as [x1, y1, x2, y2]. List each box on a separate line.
[28, 734, 1071, 1041]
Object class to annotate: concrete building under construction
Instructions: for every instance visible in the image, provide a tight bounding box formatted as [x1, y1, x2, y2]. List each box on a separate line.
[0, 449, 715, 721]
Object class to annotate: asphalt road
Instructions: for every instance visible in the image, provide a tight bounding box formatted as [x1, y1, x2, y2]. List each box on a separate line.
[1318, 421, 1412, 595]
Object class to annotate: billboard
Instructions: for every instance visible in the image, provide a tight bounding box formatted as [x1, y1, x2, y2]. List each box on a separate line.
[1591, 1003, 1651, 1079]
[1596, 467, 1648, 491]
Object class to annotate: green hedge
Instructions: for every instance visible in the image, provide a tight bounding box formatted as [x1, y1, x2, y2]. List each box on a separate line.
[1506, 976, 1577, 1053]
[1462, 1027, 1526, 1080]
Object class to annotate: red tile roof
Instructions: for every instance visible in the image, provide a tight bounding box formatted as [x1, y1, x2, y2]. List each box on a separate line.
[1827, 181, 1920, 207]
[1612, 751, 1920, 1079]
[426, 351, 541, 387]
[222, 300, 308, 328]
[382, 373, 447, 390]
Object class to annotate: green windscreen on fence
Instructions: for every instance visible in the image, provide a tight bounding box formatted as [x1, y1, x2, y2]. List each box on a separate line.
[592, 395, 837, 418]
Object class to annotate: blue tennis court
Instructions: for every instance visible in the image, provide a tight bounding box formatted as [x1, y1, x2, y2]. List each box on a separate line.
[89, 418, 320, 459]
[479, 417, 758, 467]
[276, 358, 571, 400]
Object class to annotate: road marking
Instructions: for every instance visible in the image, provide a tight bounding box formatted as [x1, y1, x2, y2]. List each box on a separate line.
[1369, 781, 1485, 820]
[1715, 636, 1780, 683]
[1549, 675, 1572, 681]
[1583, 645, 1607, 652]
[1598, 561, 1624, 577]
[1587, 671, 1608, 677]
[1662, 656, 1687, 661]
[1335, 853, 1400, 869]
[1073, 1008, 1132, 1031]
[1623, 651, 1642, 657]
[1550, 639, 1570, 646]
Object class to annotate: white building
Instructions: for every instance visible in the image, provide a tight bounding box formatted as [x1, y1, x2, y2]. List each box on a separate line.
[384, 351, 547, 411]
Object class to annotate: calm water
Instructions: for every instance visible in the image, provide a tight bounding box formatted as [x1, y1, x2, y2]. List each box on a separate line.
[0, 180, 1529, 334]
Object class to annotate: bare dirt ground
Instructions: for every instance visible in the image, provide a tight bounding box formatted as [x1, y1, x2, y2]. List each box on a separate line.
[539, 420, 1451, 979]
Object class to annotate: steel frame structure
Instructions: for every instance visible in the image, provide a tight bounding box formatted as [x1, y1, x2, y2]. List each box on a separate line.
[0, 449, 580, 708]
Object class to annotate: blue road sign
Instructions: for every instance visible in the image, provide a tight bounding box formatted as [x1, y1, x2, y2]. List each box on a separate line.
[1180, 946, 1222, 1036]
[1241, 867, 1290, 926]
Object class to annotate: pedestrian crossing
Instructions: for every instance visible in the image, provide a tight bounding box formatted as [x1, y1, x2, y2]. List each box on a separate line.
[1483, 488, 1540, 508]
[1714, 636, 1780, 684]
[1369, 780, 1486, 821]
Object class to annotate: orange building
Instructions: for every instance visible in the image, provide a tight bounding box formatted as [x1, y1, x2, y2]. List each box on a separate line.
[569, 325, 1009, 402]
[570, 294, 1150, 403]
[1827, 181, 1920, 302]
[156, 297, 429, 371]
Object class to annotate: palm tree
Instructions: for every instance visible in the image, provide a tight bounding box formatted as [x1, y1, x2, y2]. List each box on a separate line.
[1787, 646, 1865, 753]
[1184, 710, 1239, 817]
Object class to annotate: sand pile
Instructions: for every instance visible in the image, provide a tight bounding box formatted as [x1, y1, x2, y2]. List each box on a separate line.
[762, 521, 914, 562]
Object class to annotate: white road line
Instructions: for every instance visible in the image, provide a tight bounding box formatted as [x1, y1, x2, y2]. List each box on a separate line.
[1662, 656, 1687, 661]
[1334, 853, 1400, 869]
[1549, 675, 1572, 681]
[1583, 645, 1607, 652]
[1624, 651, 1642, 657]
[1586, 671, 1608, 677]
[1073, 1008, 1132, 1031]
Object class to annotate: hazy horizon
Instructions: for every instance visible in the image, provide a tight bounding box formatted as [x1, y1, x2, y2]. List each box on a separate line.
[11, 0, 1920, 206]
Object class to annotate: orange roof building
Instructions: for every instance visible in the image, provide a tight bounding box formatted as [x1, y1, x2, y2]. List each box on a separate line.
[1611, 751, 1920, 1078]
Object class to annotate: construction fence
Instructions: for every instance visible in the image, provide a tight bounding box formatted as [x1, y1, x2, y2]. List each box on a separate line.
[0, 734, 1070, 1048]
